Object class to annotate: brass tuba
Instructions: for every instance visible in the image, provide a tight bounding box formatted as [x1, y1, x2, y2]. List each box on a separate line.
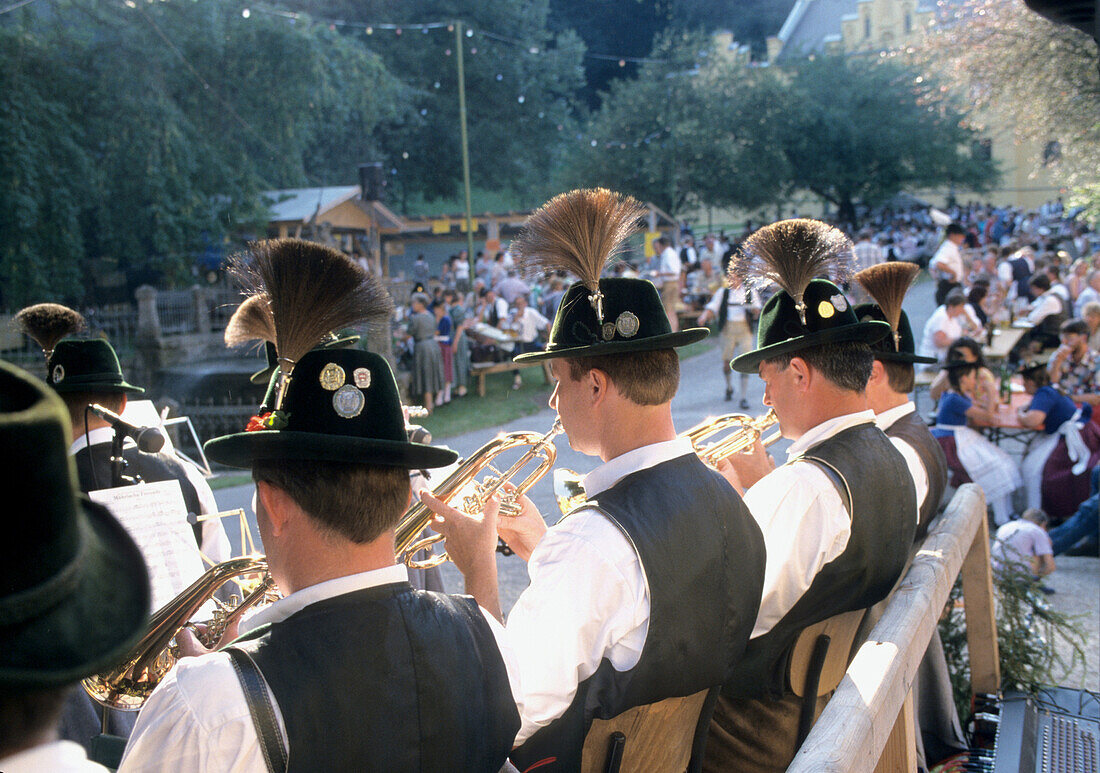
[395, 420, 563, 569]
[83, 555, 274, 710]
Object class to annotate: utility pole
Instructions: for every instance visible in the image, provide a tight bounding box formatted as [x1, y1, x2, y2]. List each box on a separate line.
[455, 21, 476, 279]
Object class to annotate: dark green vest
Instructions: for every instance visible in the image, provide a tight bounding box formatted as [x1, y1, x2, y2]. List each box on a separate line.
[511, 453, 766, 772]
[883, 408, 948, 539]
[232, 582, 519, 773]
[722, 422, 916, 701]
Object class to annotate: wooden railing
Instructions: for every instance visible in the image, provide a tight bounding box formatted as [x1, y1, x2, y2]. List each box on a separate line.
[789, 484, 998, 772]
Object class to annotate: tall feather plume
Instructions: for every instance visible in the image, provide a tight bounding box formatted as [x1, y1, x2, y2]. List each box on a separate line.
[224, 293, 276, 348]
[14, 303, 86, 359]
[855, 262, 919, 351]
[227, 238, 394, 409]
[511, 188, 646, 324]
[731, 219, 854, 325]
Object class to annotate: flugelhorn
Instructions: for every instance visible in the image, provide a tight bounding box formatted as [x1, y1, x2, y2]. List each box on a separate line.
[395, 420, 563, 570]
[684, 408, 781, 467]
[552, 410, 781, 515]
[83, 556, 275, 710]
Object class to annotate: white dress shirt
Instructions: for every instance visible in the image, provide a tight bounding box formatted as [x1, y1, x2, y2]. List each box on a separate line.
[930, 239, 963, 282]
[120, 565, 522, 772]
[875, 402, 927, 524]
[70, 427, 230, 565]
[658, 246, 682, 281]
[510, 307, 550, 343]
[1, 741, 107, 772]
[744, 411, 877, 639]
[1027, 291, 1064, 325]
[507, 437, 694, 744]
[703, 286, 759, 323]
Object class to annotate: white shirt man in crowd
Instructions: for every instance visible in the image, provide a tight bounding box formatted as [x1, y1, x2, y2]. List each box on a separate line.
[656, 236, 683, 332]
[991, 508, 1055, 578]
[930, 223, 967, 306]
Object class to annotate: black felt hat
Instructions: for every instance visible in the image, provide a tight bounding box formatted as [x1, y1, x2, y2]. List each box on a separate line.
[514, 277, 707, 362]
[0, 361, 149, 686]
[205, 348, 457, 470]
[854, 304, 936, 364]
[249, 335, 361, 385]
[47, 339, 145, 395]
[730, 279, 889, 373]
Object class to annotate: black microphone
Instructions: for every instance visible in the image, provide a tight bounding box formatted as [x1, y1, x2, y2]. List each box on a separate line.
[89, 404, 166, 453]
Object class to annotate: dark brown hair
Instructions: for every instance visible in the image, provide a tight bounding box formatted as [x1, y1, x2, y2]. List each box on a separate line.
[564, 348, 680, 405]
[61, 392, 125, 431]
[252, 460, 411, 544]
[882, 360, 915, 394]
[766, 340, 874, 393]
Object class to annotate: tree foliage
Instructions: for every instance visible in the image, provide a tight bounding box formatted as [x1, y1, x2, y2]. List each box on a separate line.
[564, 46, 996, 224]
[922, 0, 1100, 218]
[0, 0, 404, 306]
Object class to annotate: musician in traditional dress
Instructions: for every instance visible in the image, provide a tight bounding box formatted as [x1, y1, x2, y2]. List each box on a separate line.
[120, 239, 520, 772]
[422, 189, 766, 771]
[854, 264, 966, 767]
[705, 219, 917, 772]
[14, 304, 230, 757]
[854, 262, 949, 537]
[0, 360, 149, 773]
[1017, 360, 1100, 523]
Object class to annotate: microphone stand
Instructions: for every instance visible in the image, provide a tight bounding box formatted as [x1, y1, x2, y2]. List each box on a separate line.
[109, 428, 127, 488]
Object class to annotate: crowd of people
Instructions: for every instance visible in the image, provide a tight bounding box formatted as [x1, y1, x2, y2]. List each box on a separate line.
[2, 190, 1096, 773]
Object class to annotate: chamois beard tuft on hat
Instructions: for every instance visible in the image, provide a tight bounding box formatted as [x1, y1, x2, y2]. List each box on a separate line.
[14, 303, 86, 358]
[224, 293, 276, 348]
[227, 238, 393, 376]
[855, 261, 919, 351]
[731, 218, 854, 324]
[510, 188, 646, 323]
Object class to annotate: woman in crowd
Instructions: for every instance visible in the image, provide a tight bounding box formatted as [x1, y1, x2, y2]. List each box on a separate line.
[406, 293, 444, 414]
[1017, 361, 1100, 522]
[929, 338, 999, 412]
[432, 300, 454, 406]
[931, 360, 1021, 526]
[445, 289, 471, 397]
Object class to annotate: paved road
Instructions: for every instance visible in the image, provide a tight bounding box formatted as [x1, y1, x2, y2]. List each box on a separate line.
[212, 276, 1097, 689]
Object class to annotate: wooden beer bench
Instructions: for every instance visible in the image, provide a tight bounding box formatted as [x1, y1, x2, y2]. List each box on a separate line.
[469, 360, 553, 397]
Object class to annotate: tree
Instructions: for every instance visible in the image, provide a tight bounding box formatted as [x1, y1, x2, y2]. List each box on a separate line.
[560, 33, 787, 216]
[922, 0, 1100, 218]
[768, 55, 1000, 226]
[0, 0, 405, 305]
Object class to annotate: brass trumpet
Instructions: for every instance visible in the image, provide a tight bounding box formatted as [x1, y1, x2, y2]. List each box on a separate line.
[552, 410, 781, 515]
[684, 408, 782, 467]
[83, 556, 275, 710]
[395, 420, 564, 570]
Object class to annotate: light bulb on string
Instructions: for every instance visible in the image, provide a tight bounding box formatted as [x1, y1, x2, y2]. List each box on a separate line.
[445, 48, 451, 56]
[517, 95, 525, 103]
[470, 47, 477, 54]
[447, 24, 454, 32]
[395, 28, 402, 35]
[366, 26, 373, 34]
[465, 28, 473, 37]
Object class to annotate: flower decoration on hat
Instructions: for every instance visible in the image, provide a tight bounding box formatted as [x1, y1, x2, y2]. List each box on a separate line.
[511, 188, 646, 327]
[227, 238, 393, 418]
[855, 261, 920, 352]
[732, 218, 854, 326]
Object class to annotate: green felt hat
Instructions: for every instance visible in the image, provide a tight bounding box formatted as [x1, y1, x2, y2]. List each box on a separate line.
[0, 361, 150, 686]
[206, 348, 457, 470]
[47, 339, 145, 395]
[854, 304, 936, 365]
[730, 279, 890, 373]
[249, 334, 361, 385]
[513, 277, 708, 362]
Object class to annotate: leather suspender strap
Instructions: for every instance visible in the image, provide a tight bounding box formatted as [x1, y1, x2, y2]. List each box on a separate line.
[226, 647, 289, 773]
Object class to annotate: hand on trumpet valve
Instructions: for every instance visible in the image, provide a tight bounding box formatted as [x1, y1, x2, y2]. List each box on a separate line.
[174, 616, 241, 658]
[493, 482, 547, 562]
[419, 489, 502, 579]
[715, 437, 775, 495]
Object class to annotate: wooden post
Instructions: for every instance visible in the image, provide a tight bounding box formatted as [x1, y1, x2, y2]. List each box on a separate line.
[872, 692, 916, 773]
[961, 514, 1001, 694]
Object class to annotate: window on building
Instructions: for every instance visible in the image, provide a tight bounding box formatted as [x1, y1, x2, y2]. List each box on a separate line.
[864, 15, 872, 39]
[904, 12, 912, 33]
[973, 138, 993, 161]
[1043, 140, 1062, 166]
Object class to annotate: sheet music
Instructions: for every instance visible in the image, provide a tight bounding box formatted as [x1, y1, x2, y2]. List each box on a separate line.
[89, 479, 206, 610]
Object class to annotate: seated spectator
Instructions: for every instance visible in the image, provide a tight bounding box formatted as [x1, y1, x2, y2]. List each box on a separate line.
[918, 290, 971, 365]
[1084, 301, 1100, 352]
[1047, 319, 1099, 407]
[1048, 467, 1098, 555]
[1024, 273, 1069, 350]
[931, 361, 1021, 525]
[1017, 361, 1100, 523]
[929, 338, 999, 412]
[991, 508, 1055, 579]
[1074, 269, 1100, 317]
